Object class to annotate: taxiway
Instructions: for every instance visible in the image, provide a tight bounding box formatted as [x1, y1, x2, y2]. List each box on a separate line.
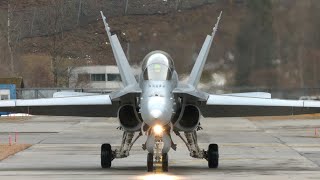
[0, 116, 320, 179]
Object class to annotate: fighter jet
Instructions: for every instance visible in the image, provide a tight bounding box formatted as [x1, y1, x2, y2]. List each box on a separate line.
[1, 11, 320, 172]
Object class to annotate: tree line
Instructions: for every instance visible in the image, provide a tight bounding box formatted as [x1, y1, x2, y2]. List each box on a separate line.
[1, 0, 320, 89]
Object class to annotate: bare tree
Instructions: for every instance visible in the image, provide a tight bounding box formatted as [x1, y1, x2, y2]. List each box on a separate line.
[7, 0, 14, 73]
[0, 0, 25, 77]
[45, 0, 65, 86]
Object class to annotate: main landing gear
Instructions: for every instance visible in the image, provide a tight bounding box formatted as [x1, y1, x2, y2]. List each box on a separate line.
[175, 130, 219, 169]
[101, 131, 143, 169]
[207, 144, 219, 168]
[101, 143, 113, 168]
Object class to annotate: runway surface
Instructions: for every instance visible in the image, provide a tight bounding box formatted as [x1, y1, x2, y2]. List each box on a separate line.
[1, 116, 320, 179]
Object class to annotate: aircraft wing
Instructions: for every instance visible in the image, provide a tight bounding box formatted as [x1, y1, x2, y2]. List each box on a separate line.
[53, 91, 100, 98]
[200, 94, 320, 117]
[0, 95, 118, 117]
[222, 92, 271, 99]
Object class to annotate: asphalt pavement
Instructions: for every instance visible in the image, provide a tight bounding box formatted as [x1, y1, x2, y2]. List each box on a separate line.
[0, 116, 320, 179]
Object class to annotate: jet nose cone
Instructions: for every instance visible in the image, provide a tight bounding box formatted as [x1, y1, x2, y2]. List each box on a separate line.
[140, 96, 172, 126]
[150, 109, 162, 119]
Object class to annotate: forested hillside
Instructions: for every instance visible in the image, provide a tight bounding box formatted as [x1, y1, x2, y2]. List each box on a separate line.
[0, 0, 320, 88]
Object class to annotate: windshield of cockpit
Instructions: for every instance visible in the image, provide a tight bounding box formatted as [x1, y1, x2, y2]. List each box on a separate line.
[142, 51, 174, 81]
[143, 63, 172, 80]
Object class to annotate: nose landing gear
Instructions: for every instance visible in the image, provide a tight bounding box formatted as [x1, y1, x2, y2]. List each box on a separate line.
[147, 153, 153, 172]
[146, 126, 169, 172]
[147, 153, 168, 172]
[162, 153, 168, 172]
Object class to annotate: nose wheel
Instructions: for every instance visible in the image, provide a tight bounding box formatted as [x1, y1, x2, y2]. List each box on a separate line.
[207, 143, 219, 168]
[147, 153, 153, 172]
[147, 153, 169, 172]
[162, 153, 168, 172]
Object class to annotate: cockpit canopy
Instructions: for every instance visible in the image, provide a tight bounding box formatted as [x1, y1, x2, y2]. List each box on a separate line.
[142, 51, 174, 81]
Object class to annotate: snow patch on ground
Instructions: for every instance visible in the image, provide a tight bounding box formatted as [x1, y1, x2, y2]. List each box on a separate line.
[0, 113, 32, 117]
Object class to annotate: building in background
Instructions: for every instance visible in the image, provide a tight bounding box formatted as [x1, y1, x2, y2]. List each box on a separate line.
[0, 77, 24, 116]
[69, 66, 128, 90]
[0, 77, 24, 100]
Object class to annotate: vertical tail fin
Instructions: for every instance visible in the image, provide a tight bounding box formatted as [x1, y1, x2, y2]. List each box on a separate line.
[187, 11, 222, 87]
[100, 11, 137, 87]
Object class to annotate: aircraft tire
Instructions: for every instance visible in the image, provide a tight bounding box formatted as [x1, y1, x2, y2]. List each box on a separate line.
[101, 143, 112, 168]
[162, 153, 168, 172]
[147, 153, 153, 172]
[207, 143, 219, 168]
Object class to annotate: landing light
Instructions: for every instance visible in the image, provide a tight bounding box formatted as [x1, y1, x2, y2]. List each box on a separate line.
[153, 124, 164, 136]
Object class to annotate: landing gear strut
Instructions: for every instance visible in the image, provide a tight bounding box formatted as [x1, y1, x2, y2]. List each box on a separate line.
[175, 130, 219, 169]
[146, 125, 169, 172]
[101, 131, 143, 169]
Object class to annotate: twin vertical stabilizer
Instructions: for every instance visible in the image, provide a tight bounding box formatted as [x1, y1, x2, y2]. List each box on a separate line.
[100, 10, 222, 89]
[100, 11, 137, 87]
[187, 11, 222, 88]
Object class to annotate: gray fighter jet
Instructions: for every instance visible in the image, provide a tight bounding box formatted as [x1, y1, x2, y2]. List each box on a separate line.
[1, 11, 320, 172]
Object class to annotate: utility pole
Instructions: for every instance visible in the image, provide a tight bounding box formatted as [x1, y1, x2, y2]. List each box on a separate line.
[30, 8, 36, 36]
[7, 0, 14, 73]
[77, 0, 82, 25]
[124, 0, 128, 15]
[175, 0, 180, 11]
[126, 42, 130, 61]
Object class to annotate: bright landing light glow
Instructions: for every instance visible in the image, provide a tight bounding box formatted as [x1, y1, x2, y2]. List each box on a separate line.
[153, 124, 164, 136]
[137, 174, 181, 180]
